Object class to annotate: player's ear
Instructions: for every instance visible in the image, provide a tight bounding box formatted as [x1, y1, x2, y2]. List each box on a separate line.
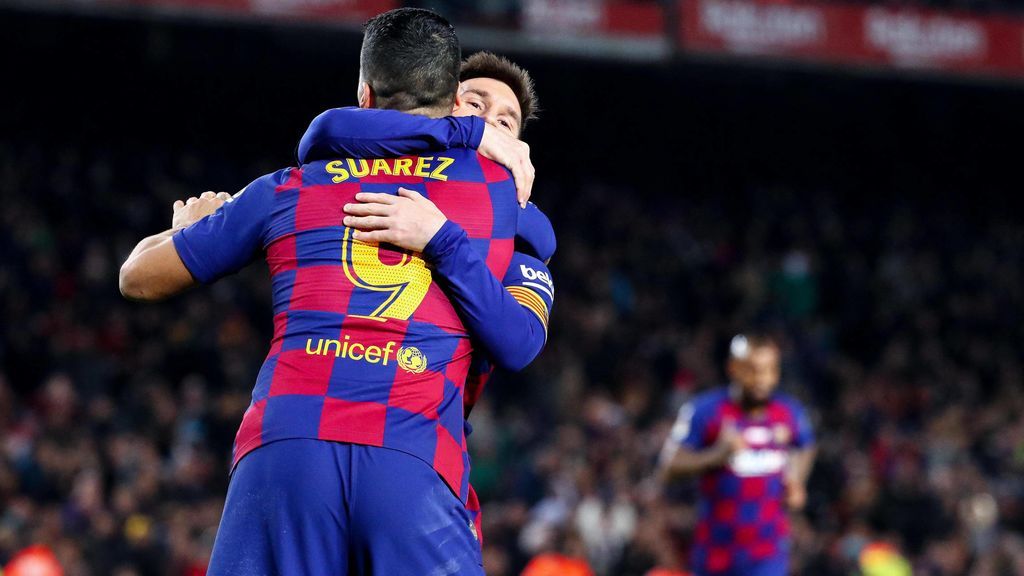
[451, 89, 464, 114]
[358, 82, 375, 109]
[452, 82, 468, 113]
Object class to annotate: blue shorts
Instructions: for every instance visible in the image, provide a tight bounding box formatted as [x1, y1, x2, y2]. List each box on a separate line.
[207, 439, 483, 576]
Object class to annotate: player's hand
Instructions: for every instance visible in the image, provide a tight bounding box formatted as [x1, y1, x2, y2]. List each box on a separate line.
[343, 188, 447, 252]
[785, 481, 807, 511]
[477, 123, 534, 208]
[172, 191, 232, 230]
[712, 419, 746, 465]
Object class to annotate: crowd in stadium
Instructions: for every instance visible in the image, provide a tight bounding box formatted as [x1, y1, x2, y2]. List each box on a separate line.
[2, 132, 1023, 575]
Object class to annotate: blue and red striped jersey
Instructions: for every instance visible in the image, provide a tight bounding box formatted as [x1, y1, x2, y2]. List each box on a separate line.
[172, 149, 518, 502]
[667, 388, 814, 573]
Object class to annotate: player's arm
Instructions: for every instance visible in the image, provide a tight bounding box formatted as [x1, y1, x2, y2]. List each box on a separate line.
[787, 448, 816, 487]
[119, 173, 278, 301]
[119, 192, 232, 301]
[298, 107, 534, 206]
[784, 446, 817, 510]
[424, 239, 552, 372]
[515, 201, 557, 264]
[783, 400, 817, 510]
[297, 107, 485, 163]
[119, 229, 193, 301]
[658, 404, 745, 483]
[461, 203, 555, 414]
[344, 189, 552, 372]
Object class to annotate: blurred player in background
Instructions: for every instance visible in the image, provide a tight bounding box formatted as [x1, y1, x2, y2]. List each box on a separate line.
[659, 333, 816, 576]
[120, 8, 545, 575]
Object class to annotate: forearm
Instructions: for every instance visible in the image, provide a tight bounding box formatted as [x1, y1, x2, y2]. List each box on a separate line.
[126, 229, 175, 262]
[297, 108, 484, 164]
[119, 229, 194, 302]
[787, 447, 817, 486]
[661, 445, 730, 482]
[425, 223, 546, 372]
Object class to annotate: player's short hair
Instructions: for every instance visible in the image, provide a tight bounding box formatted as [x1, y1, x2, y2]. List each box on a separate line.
[729, 332, 779, 359]
[460, 51, 539, 134]
[360, 9, 460, 114]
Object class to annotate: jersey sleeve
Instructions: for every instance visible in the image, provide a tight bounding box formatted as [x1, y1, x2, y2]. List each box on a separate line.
[423, 221, 554, 372]
[669, 399, 713, 450]
[171, 170, 280, 284]
[296, 107, 486, 164]
[515, 202, 557, 264]
[785, 399, 815, 448]
[502, 252, 554, 335]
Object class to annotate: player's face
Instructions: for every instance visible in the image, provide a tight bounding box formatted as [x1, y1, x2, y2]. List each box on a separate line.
[453, 77, 522, 137]
[730, 345, 781, 405]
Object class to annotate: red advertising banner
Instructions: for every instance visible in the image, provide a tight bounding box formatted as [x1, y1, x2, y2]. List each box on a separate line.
[680, 0, 1024, 78]
[106, 0, 397, 23]
[523, 0, 665, 38]
[603, 1, 665, 36]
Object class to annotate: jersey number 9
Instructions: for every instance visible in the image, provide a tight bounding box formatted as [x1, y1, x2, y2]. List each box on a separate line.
[341, 228, 432, 320]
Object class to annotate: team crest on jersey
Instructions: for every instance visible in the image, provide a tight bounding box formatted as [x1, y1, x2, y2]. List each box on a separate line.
[397, 346, 428, 374]
[773, 424, 791, 445]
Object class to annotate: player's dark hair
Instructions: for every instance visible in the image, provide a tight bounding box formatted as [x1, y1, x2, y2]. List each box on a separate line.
[460, 51, 539, 134]
[360, 8, 461, 115]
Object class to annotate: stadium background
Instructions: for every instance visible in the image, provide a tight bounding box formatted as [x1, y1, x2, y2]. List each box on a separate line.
[2, 0, 1024, 574]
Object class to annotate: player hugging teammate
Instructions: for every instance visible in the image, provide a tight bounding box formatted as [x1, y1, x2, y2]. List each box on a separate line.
[121, 7, 556, 576]
[119, 5, 820, 576]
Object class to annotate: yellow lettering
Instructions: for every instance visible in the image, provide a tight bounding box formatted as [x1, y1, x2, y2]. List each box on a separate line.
[342, 228, 432, 319]
[347, 158, 370, 178]
[413, 156, 433, 178]
[307, 336, 400, 366]
[306, 339, 324, 355]
[430, 157, 454, 182]
[364, 346, 382, 363]
[323, 340, 342, 357]
[371, 158, 393, 176]
[348, 342, 365, 361]
[394, 158, 413, 176]
[326, 161, 350, 183]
